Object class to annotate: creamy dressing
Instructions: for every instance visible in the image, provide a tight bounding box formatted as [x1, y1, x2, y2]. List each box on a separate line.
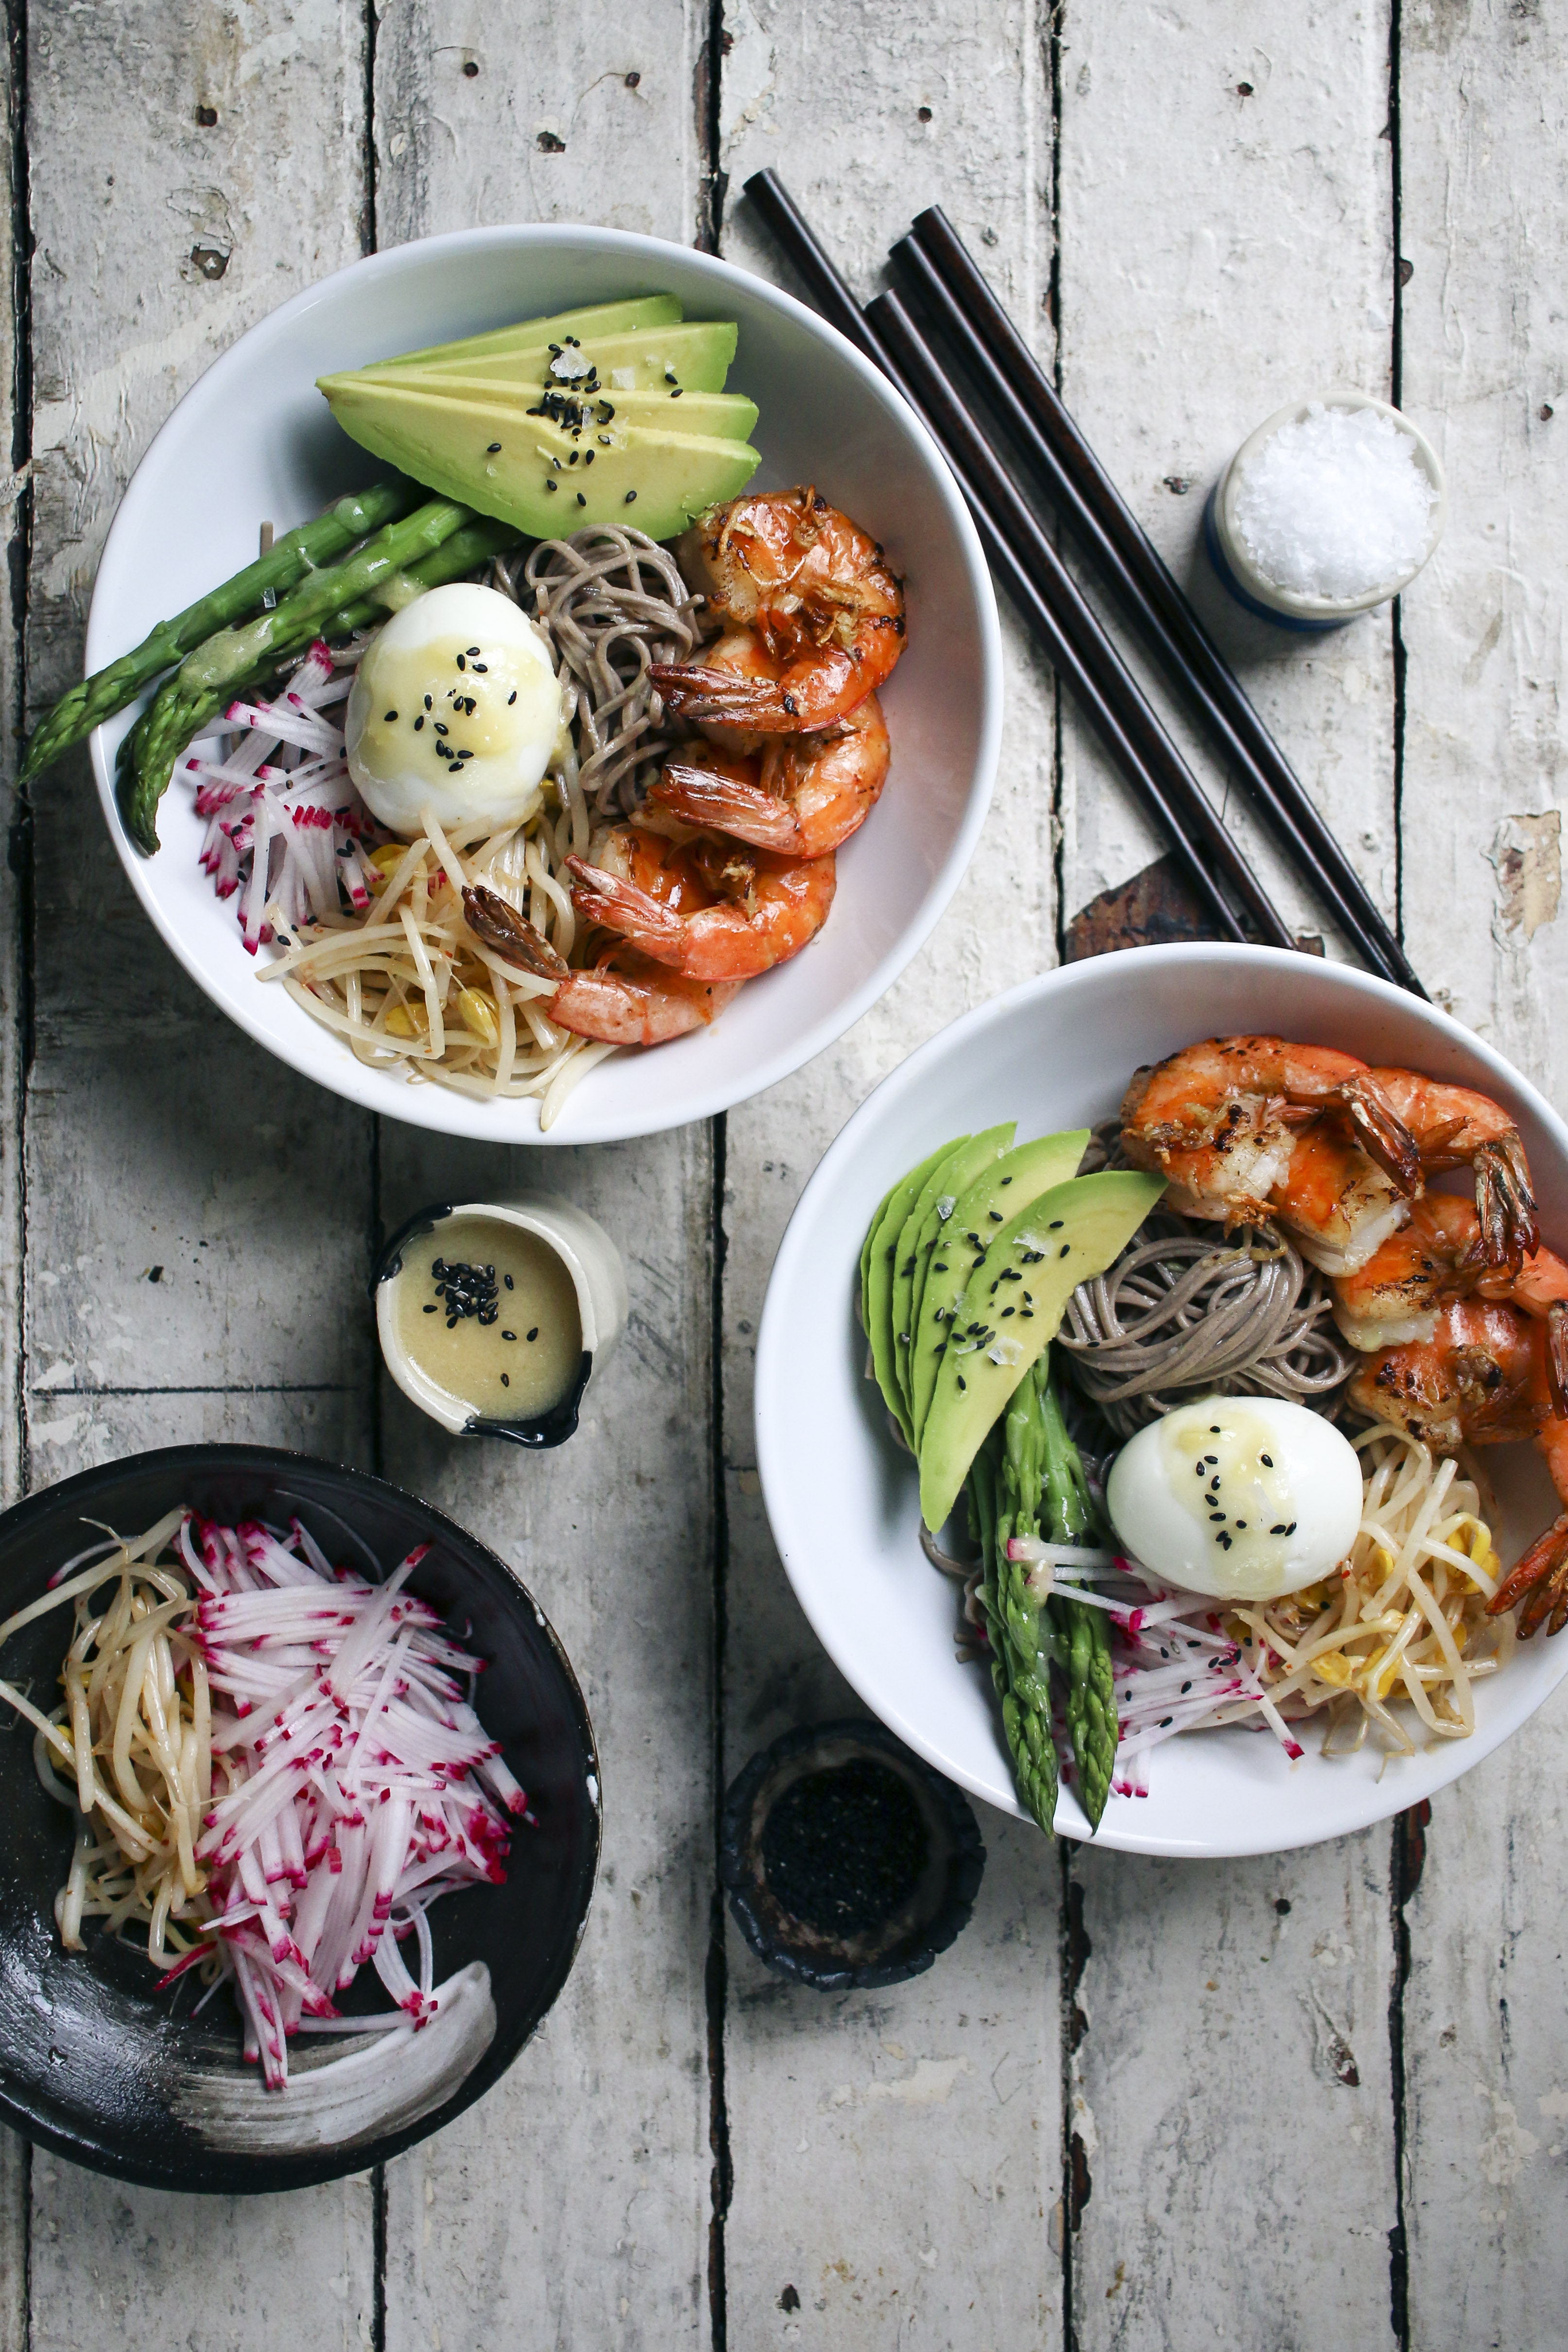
[392, 1215, 583, 1422]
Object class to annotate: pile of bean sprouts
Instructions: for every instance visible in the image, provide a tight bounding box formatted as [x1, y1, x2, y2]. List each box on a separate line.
[1059, 1124, 1356, 1434]
[1232, 1428, 1510, 1754]
[184, 526, 706, 1128]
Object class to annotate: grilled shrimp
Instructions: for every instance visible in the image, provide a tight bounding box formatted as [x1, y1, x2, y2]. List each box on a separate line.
[1120, 1036, 1422, 1276]
[648, 488, 906, 733]
[566, 824, 836, 983]
[644, 690, 890, 859]
[1365, 1068, 1537, 1270]
[1350, 1295, 1568, 1636]
[461, 882, 738, 1047]
[1334, 1195, 1568, 1352]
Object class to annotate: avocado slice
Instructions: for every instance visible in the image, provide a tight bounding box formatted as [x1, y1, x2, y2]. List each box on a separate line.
[318, 378, 759, 544]
[909, 1131, 1091, 1448]
[863, 1141, 968, 1447]
[407, 319, 740, 393]
[890, 1127, 1016, 1421]
[362, 294, 685, 375]
[918, 1170, 1167, 1532]
[326, 372, 759, 443]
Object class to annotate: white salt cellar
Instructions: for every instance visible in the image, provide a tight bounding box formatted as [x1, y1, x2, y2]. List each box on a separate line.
[1206, 391, 1446, 631]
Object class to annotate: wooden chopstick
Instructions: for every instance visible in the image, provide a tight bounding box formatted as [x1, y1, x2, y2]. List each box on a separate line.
[904, 205, 1428, 1000]
[742, 168, 1285, 952]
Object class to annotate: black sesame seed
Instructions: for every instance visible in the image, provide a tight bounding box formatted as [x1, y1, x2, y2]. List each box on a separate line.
[487, 442, 502, 453]
[569, 451, 579, 465]
[507, 690, 517, 705]
[1048, 1220, 1064, 1230]
[1270, 1524, 1289, 1536]
[1059, 1245, 1070, 1258]
[624, 490, 636, 503]
[1260, 1453, 1273, 1468]
[472, 661, 487, 672]
[500, 1373, 510, 1388]
[434, 723, 448, 736]
[576, 492, 586, 505]
[670, 386, 683, 398]
[1235, 1521, 1247, 1530]
[456, 655, 465, 671]
[502, 1331, 516, 1342]
[414, 715, 425, 730]
[988, 1210, 1003, 1223]
[584, 450, 594, 465]
[545, 480, 558, 492]
[957, 1375, 966, 1390]
[1210, 1425, 1221, 1434]
[423, 1303, 437, 1314]
[383, 709, 398, 722]
[1000, 1176, 1013, 1185]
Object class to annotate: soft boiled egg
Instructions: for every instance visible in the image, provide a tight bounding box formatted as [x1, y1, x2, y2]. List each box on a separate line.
[345, 582, 563, 838]
[1105, 1395, 1363, 1603]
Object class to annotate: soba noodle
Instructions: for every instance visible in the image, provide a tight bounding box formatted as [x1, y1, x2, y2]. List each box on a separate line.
[1058, 1124, 1357, 1434]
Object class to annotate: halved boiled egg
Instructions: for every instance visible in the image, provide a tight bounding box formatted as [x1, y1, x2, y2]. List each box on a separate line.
[345, 581, 563, 839]
[1105, 1394, 1363, 1603]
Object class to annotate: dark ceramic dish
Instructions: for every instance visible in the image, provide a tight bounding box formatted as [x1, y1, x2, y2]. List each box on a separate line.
[0, 1445, 600, 2193]
[721, 1718, 984, 1991]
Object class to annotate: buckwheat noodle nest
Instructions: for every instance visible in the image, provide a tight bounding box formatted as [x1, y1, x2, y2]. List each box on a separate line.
[1057, 1124, 1357, 1437]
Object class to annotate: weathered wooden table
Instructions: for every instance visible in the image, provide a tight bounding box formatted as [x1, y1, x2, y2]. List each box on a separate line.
[1, 2, 1562, 2344]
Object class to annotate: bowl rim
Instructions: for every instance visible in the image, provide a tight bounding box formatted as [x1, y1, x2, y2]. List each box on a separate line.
[0, 1441, 602, 2191]
[1215, 387, 1447, 619]
[754, 943, 1568, 1858]
[85, 222, 1003, 1145]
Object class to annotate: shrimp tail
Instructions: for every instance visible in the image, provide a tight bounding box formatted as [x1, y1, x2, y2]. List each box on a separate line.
[648, 663, 776, 727]
[461, 884, 569, 979]
[1474, 1132, 1539, 1271]
[651, 763, 801, 854]
[1488, 1513, 1568, 1637]
[565, 857, 685, 956]
[1336, 1076, 1423, 1196]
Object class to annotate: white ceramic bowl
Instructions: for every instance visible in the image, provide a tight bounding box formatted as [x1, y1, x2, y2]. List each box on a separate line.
[755, 945, 1568, 1858]
[85, 226, 1000, 1143]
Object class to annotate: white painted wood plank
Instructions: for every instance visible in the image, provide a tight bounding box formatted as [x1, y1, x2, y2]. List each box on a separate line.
[376, 1131, 715, 2352]
[369, 14, 718, 2344]
[374, 0, 703, 251]
[1056, 0, 1399, 952]
[720, 6, 1067, 2342]
[1055, 7, 1400, 2342]
[21, 4, 378, 2333]
[28, 2161, 376, 2352]
[1397, 1, 1568, 2338]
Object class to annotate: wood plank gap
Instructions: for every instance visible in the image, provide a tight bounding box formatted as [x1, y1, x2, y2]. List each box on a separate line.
[361, 0, 378, 257]
[6, 0, 30, 1515]
[371, 2161, 387, 2352]
[1046, 0, 1068, 968]
[30, 1383, 353, 1398]
[706, 1108, 732, 2350]
[1386, 1800, 1427, 2352]
[1389, 0, 1409, 954]
[695, 0, 725, 255]
[1058, 1842, 1086, 2350]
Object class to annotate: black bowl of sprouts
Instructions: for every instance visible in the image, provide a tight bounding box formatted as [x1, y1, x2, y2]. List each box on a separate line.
[0, 1445, 599, 2193]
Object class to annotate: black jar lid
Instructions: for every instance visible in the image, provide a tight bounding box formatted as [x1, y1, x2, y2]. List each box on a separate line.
[720, 1718, 984, 1991]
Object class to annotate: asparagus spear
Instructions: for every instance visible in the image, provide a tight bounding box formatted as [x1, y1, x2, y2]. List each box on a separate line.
[1040, 1367, 1118, 1831]
[116, 497, 487, 853]
[967, 1376, 1062, 1836]
[20, 477, 422, 788]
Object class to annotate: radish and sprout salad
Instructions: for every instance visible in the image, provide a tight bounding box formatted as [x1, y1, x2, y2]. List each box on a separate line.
[0, 1507, 523, 2091]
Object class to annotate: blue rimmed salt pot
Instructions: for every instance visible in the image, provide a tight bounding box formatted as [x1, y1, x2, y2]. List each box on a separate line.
[721, 1718, 984, 1992]
[1205, 389, 1447, 633]
[375, 1193, 628, 1449]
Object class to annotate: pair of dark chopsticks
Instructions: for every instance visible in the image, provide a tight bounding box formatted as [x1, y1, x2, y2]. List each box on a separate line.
[744, 170, 1426, 999]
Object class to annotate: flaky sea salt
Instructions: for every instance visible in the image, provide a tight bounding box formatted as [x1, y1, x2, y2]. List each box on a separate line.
[1233, 403, 1437, 600]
